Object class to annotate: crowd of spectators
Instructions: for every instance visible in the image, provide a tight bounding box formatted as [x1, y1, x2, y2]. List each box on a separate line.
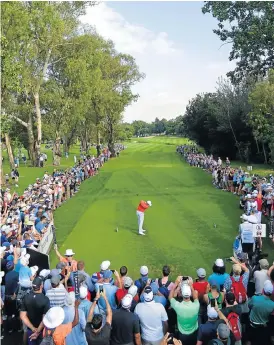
[0, 144, 273, 345]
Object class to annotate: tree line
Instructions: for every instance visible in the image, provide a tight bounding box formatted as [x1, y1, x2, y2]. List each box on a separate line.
[129, 2, 274, 164]
[1, 1, 144, 169]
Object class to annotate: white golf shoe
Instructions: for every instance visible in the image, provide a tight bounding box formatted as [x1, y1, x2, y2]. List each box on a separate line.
[139, 231, 146, 236]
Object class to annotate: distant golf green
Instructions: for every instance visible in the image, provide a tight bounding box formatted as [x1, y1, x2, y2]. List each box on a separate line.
[52, 136, 273, 278]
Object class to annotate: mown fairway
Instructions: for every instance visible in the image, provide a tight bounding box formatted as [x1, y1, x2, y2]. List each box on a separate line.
[52, 137, 273, 278]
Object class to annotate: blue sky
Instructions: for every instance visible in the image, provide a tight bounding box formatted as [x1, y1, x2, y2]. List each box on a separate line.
[81, 1, 235, 122]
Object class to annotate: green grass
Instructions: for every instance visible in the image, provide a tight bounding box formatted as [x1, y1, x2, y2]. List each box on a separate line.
[2, 145, 96, 195]
[50, 136, 274, 278]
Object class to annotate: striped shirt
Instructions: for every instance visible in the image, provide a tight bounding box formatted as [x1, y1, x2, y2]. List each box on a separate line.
[46, 286, 67, 307]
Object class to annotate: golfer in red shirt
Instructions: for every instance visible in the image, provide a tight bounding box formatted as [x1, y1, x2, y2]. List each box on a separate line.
[136, 200, 152, 235]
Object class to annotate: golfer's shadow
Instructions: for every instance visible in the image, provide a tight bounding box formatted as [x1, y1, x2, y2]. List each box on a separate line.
[118, 224, 142, 236]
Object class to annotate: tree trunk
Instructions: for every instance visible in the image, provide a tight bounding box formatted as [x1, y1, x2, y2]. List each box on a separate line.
[34, 92, 42, 162]
[107, 123, 116, 157]
[262, 142, 268, 164]
[96, 128, 101, 157]
[254, 136, 260, 154]
[0, 137, 5, 185]
[27, 115, 37, 166]
[226, 106, 243, 161]
[53, 135, 61, 166]
[5, 133, 15, 169]
[63, 136, 68, 154]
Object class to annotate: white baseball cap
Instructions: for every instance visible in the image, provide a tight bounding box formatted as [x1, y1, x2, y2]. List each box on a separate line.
[240, 214, 248, 221]
[140, 265, 148, 275]
[215, 258, 224, 267]
[128, 285, 138, 297]
[147, 200, 152, 206]
[121, 294, 133, 309]
[181, 284, 191, 298]
[39, 269, 50, 279]
[100, 260, 111, 270]
[80, 286, 88, 299]
[30, 266, 38, 275]
[207, 306, 218, 319]
[43, 307, 65, 328]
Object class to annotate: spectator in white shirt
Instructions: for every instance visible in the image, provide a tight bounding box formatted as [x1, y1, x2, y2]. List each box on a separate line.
[134, 285, 168, 345]
[254, 259, 270, 295]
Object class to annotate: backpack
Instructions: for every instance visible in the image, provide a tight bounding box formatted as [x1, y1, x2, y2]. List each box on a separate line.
[158, 278, 171, 289]
[40, 328, 56, 345]
[230, 276, 247, 303]
[227, 312, 242, 341]
[137, 278, 147, 295]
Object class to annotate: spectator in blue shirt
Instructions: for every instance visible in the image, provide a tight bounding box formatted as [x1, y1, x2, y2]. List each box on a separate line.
[208, 259, 229, 290]
[96, 270, 122, 311]
[35, 216, 48, 234]
[135, 266, 150, 295]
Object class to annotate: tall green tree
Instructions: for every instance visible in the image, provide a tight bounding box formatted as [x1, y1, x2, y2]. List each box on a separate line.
[248, 69, 274, 163]
[202, 1, 274, 83]
[1, 1, 90, 165]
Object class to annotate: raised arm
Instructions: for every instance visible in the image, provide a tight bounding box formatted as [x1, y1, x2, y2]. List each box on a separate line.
[87, 291, 100, 323]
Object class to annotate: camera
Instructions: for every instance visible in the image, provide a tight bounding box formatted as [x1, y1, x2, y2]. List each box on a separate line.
[224, 257, 233, 262]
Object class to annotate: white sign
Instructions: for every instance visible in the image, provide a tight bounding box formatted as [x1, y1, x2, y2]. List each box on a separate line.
[38, 223, 54, 254]
[247, 166, 253, 171]
[252, 224, 266, 238]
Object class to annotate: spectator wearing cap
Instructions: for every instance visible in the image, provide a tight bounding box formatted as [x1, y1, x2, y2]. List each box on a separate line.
[247, 280, 274, 345]
[18, 255, 36, 288]
[23, 239, 38, 251]
[4, 259, 19, 333]
[20, 277, 50, 344]
[79, 286, 99, 320]
[46, 274, 68, 307]
[128, 285, 139, 312]
[208, 259, 229, 291]
[169, 276, 199, 345]
[96, 270, 121, 312]
[197, 304, 228, 345]
[91, 260, 112, 284]
[224, 257, 249, 309]
[111, 294, 141, 345]
[193, 268, 209, 325]
[208, 323, 231, 345]
[239, 214, 255, 257]
[253, 259, 270, 295]
[54, 245, 78, 272]
[43, 268, 65, 293]
[41, 302, 80, 345]
[135, 265, 150, 296]
[62, 291, 87, 345]
[116, 276, 134, 305]
[135, 285, 168, 345]
[85, 288, 112, 345]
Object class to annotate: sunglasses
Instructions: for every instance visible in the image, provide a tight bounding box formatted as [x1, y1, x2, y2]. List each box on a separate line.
[66, 255, 73, 257]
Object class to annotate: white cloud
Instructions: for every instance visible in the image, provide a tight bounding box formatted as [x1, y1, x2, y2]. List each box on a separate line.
[81, 3, 233, 123]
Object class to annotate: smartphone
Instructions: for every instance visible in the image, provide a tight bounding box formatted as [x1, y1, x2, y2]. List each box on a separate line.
[167, 334, 174, 345]
[182, 276, 188, 281]
[110, 269, 115, 273]
[99, 285, 103, 293]
[220, 284, 224, 292]
[210, 298, 216, 307]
